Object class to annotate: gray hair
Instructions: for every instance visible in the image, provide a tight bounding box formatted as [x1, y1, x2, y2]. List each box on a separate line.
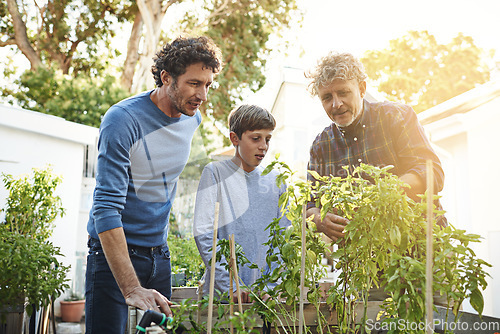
[306, 52, 367, 96]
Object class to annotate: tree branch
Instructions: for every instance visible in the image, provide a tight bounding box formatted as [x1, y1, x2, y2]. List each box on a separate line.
[121, 9, 143, 91]
[6, 0, 43, 69]
[0, 38, 18, 47]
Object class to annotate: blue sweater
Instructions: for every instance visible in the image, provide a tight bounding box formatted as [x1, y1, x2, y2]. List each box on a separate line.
[87, 90, 201, 247]
[193, 159, 290, 295]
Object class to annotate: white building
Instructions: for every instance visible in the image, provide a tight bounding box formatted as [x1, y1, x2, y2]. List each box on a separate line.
[419, 80, 500, 317]
[0, 104, 98, 311]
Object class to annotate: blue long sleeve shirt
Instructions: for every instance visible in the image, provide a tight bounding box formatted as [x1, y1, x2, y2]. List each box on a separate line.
[87, 90, 201, 247]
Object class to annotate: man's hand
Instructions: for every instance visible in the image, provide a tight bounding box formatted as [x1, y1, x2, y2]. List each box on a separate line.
[400, 172, 425, 202]
[99, 228, 173, 316]
[233, 290, 252, 303]
[307, 207, 349, 242]
[232, 290, 270, 304]
[124, 286, 173, 316]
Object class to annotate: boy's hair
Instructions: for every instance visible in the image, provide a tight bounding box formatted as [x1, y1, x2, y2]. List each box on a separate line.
[228, 105, 276, 139]
[152, 36, 223, 87]
[305, 51, 367, 96]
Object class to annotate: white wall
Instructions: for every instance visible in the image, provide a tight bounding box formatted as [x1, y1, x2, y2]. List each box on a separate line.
[0, 105, 98, 307]
[423, 96, 500, 317]
[267, 71, 333, 178]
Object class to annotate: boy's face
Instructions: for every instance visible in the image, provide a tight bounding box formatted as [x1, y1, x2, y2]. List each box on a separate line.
[230, 128, 273, 173]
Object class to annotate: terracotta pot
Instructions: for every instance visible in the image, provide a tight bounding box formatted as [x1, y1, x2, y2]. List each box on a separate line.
[60, 300, 85, 323]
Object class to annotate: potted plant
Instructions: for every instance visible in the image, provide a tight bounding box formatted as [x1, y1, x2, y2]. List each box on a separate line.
[60, 290, 85, 323]
[0, 167, 70, 331]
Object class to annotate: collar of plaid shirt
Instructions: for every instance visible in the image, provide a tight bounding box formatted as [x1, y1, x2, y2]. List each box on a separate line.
[307, 99, 444, 188]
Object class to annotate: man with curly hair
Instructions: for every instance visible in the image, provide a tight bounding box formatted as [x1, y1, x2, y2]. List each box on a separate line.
[85, 36, 222, 333]
[305, 51, 445, 242]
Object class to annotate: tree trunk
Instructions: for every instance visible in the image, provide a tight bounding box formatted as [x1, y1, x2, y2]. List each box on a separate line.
[121, 11, 144, 92]
[130, 0, 181, 93]
[6, 0, 43, 70]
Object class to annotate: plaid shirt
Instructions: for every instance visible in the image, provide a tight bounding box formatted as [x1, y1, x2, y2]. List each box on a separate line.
[308, 99, 444, 205]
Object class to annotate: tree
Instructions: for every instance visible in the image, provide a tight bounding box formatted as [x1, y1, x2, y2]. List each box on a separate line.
[1, 0, 129, 75]
[4, 67, 129, 128]
[182, 0, 300, 123]
[1, 0, 302, 133]
[361, 30, 492, 113]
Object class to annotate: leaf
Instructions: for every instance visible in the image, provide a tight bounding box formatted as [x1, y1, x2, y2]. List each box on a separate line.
[308, 170, 322, 181]
[284, 279, 296, 297]
[282, 243, 294, 260]
[389, 226, 401, 246]
[217, 304, 225, 318]
[306, 249, 317, 264]
[469, 288, 484, 315]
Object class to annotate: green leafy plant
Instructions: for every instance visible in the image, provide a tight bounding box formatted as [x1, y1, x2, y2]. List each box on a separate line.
[157, 159, 491, 333]
[64, 290, 85, 302]
[168, 233, 205, 287]
[307, 163, 490, 333]
[0, 167, 70, 318]
[252, 158, 331, 334]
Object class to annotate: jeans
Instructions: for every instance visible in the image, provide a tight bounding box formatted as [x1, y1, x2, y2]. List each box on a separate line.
[85, 238, 171, 334]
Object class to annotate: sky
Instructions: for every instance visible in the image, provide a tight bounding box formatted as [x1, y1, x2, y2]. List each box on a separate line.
[246, 0, 500, 105]
[289, 0, 500, 66]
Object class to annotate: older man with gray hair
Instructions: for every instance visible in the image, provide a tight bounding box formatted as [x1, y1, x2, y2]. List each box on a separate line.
[305, 51, 445, 242]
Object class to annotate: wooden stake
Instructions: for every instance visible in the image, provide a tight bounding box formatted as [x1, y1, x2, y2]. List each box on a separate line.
[229, 234, 235, 334]
[426, 160, 434, 334]
[299, 205, 307, 334]
[230, 234, 245, 330]
[197, 279, 204, 325]
[207, 202, 220, 334]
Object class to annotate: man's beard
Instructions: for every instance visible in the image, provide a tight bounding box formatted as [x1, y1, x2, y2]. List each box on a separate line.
[168, 80, 191, 116]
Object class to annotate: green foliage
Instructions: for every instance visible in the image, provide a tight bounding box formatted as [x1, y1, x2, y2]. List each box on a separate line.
[1, 0, 129, 74]
[168, 233, 205, 287]
[361, 30, 491, 113]
[2, 0, 301, 134]
[3, 67, 129, 127]
[133, 160, 491, 333]
[2, 167, 65, 241]
[253, 158, 331, 333]
[0, 228, 69, 316]
[164, 0, 301, 125]
[307, 163, 490, 333]
[0, 167, 70, 317]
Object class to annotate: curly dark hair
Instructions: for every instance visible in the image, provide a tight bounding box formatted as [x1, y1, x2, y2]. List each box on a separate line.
[151, 36, 223, 87]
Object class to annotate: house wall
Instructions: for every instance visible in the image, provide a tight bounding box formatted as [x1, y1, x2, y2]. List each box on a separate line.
[423, 97, 500, 317]
[0, 105, 98, 311]
[268, 80, 331, 179]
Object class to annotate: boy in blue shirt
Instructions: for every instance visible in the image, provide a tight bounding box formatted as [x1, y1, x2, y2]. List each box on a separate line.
[193, 104, 289, 302]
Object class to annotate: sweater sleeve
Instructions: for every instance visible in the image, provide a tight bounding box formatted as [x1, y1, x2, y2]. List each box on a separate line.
[389, 104, 445, 192]
[193, 163, 231, 296]
[92, 106, 139, 234]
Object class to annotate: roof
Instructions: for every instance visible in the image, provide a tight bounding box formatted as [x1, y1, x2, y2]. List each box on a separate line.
[209, 146, 234, 161]
[0, 104, 99, 145]
[418, 80, 500, 125]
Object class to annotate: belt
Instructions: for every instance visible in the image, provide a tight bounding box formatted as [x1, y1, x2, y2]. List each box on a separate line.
[128, 244, 165, 255]
[88, 237, 165, 254]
